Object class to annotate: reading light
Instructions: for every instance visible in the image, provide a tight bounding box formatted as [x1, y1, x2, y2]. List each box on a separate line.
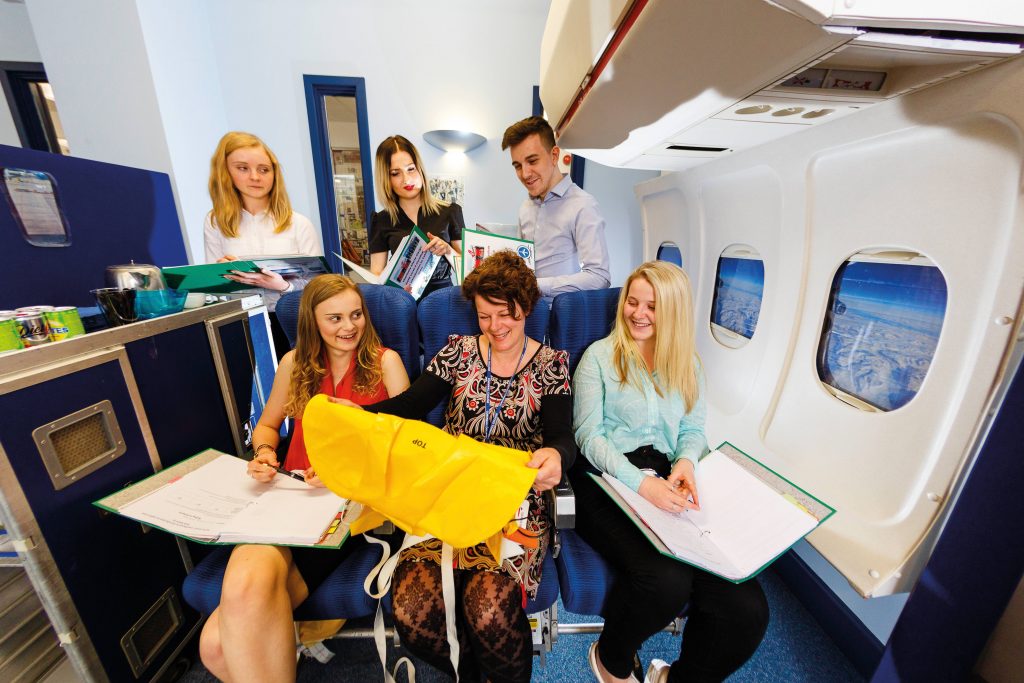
[423, 130, 487, 153]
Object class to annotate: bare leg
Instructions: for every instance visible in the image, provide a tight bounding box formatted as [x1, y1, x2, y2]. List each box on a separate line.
[197, 545, 309, 683]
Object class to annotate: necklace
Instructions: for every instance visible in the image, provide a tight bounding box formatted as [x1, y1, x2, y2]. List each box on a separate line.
[483, 336, 529, 443]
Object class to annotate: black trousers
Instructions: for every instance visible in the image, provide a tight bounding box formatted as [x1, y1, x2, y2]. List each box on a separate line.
[571, 449, 770, 683]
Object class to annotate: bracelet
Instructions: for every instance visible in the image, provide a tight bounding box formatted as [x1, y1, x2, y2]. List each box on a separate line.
[254, 443, 275, 456]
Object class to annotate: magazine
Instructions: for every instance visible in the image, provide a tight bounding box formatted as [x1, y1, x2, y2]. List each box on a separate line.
[338, 225, 450, 300]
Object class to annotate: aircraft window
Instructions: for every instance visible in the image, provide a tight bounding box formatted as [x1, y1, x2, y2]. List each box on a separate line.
[710, 244, 764, 349]
[656, 242, 682, 266]
[817, 252, 947, 412]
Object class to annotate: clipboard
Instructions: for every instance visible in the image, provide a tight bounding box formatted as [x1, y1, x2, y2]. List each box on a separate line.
[593, 441, 835, 582]
[94, 449, 355, 549]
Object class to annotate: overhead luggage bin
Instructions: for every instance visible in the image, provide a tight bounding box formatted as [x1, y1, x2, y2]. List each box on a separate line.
[540, 0, 1024, 170]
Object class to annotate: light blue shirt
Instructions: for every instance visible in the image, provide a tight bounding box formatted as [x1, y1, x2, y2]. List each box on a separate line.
[573, 336, 707, 493]
[518, 175, 610, 297]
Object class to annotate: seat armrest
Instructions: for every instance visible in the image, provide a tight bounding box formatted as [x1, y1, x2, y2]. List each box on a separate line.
[545, 475, 575, 530]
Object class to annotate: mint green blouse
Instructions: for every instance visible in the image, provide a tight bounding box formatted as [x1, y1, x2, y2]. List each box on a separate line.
[572, 336, 707, 493]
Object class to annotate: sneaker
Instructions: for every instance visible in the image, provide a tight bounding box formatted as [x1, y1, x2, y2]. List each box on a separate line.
[588, 642, 641, 683]
[644, 659, 671, 683]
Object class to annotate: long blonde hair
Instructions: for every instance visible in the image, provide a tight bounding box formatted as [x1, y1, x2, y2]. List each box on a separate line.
[374, 135, 446, 225]
[611, 261, 701, 412]
[284, 275, 384, 417]
[207, 131, 293, 238]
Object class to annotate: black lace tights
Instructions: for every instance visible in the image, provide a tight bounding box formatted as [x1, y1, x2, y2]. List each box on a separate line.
[392, 560, 532, 683]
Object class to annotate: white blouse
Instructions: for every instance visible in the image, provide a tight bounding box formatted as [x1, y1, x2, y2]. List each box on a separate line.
[203, 209, 321, 263]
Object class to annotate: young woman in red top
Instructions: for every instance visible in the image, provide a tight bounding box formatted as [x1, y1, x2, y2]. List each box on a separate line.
[198, 274, 409, 683]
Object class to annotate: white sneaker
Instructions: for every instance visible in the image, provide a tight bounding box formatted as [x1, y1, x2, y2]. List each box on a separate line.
[644, 658, 671, 683]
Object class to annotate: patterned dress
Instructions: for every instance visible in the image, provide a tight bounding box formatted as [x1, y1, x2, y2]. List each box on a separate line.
[399, 335, 571, 598]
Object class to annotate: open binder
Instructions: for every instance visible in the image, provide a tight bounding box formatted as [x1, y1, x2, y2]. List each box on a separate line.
[594, 442, 834, 582]
[94, 449, 352, 548]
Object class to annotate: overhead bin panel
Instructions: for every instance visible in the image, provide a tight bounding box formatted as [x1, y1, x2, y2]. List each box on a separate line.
[541, 0, 1024, 169]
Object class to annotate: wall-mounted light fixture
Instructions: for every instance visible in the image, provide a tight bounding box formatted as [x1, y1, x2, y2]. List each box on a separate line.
[423, 130, 487, 153]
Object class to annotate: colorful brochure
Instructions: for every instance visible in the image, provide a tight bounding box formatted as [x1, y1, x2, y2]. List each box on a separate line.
[460, 227, 535, 279]
[339, 225, 443, 300]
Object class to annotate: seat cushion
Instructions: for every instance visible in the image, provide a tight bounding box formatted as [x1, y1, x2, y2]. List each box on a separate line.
[553, 529, 617, 616]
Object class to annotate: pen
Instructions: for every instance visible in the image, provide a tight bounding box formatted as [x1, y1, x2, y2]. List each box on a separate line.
[274, 466, 307, 482]
[251, 457, 306, 482]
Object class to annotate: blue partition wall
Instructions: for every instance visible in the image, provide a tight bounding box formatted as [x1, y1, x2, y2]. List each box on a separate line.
[0, 144, 188, 309]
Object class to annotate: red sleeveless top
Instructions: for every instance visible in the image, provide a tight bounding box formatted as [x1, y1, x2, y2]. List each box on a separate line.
[283, 349, 390, 471]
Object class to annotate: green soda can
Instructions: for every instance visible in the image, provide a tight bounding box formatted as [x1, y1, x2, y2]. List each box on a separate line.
[0, 315, 25, 352]
[45, 307, 85, 341]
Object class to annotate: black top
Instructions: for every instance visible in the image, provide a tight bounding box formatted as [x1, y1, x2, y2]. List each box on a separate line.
[365, 335, 575, 470]
[369, 202, 465, 282]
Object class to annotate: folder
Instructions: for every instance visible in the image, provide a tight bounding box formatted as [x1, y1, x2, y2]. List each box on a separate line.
[162, 256, 330, 293]
[594, 441, 834, 582]
[94, 449, 353, 548]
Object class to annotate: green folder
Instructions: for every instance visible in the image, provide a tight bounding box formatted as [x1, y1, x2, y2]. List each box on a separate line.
[162, 261, 260, 293]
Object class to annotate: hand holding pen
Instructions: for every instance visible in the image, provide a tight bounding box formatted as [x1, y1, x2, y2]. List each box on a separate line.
[248, 447, 305, 484]
[668, 458, 701, 511]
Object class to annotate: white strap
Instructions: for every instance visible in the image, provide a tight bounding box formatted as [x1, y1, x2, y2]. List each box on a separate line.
[441, 542, 460, 682]
[364, 533, 426, 599]
[366, 533, 428, 682]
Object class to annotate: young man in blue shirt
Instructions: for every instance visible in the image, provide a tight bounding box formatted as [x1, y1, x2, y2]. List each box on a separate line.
[502, 116, 610, 297]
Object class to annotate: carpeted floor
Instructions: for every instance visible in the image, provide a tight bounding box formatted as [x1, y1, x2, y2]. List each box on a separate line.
[179, 568, 863, 682]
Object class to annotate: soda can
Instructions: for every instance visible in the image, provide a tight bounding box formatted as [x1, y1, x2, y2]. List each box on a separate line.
[16, 312, 50, 347]
[0, 315, 24, 352]
[45, 307, 85, 341]
[16, 306, 55, 314]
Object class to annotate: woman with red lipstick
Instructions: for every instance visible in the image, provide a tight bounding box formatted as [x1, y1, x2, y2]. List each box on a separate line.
[198, 274, 409, 683]
[572, 262, 768, 683]
[205, 131, 322, 355]
[369, 135, 464, 299]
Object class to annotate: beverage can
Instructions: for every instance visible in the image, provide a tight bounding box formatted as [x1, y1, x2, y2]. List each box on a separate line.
[16, 306, 55, 314]
[16, 312, 50, 347]
[45, 307, 85, 341]
[0, 315, 24, 352]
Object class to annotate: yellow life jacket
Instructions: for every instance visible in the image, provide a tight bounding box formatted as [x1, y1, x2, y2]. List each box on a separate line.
[302, 394, 537, 549]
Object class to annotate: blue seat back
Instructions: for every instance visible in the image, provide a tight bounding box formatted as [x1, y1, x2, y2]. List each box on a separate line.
[358, 284, 420, 381]
[273, 284, 419, 381]
[275, 290, 302, 348]
[418, 286, 550, 427]
[549, 288, 621, 375]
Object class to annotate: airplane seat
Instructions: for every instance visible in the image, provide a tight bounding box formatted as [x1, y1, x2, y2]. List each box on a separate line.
[417, 286, 550, 427]
[181, 536, 392, 619]
[274, 290, 302, 348]
[274, 285, 420, 382]
[548, 288, 637, 617]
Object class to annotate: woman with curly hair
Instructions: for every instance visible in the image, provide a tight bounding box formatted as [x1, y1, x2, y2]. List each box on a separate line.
[198, 274, 409, 683]
[337, 250, 573, 683]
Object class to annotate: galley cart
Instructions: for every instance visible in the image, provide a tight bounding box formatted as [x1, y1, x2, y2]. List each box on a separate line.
[0, 299, 275, 682]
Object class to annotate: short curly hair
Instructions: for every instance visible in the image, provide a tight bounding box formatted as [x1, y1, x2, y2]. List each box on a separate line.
[461, 250, 540, 318]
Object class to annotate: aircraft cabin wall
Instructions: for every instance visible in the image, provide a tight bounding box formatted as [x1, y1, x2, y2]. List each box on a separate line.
[634, 53, 1024, 632]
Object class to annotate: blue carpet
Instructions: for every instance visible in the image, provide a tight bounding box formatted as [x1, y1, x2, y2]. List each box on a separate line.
[180, 569, 863, 682]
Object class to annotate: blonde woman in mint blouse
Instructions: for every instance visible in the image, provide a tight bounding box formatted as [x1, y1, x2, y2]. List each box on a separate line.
[571, 261, 768, 683]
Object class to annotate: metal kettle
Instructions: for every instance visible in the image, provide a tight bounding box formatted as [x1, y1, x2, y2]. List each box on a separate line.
[105, 261, 167, 291]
